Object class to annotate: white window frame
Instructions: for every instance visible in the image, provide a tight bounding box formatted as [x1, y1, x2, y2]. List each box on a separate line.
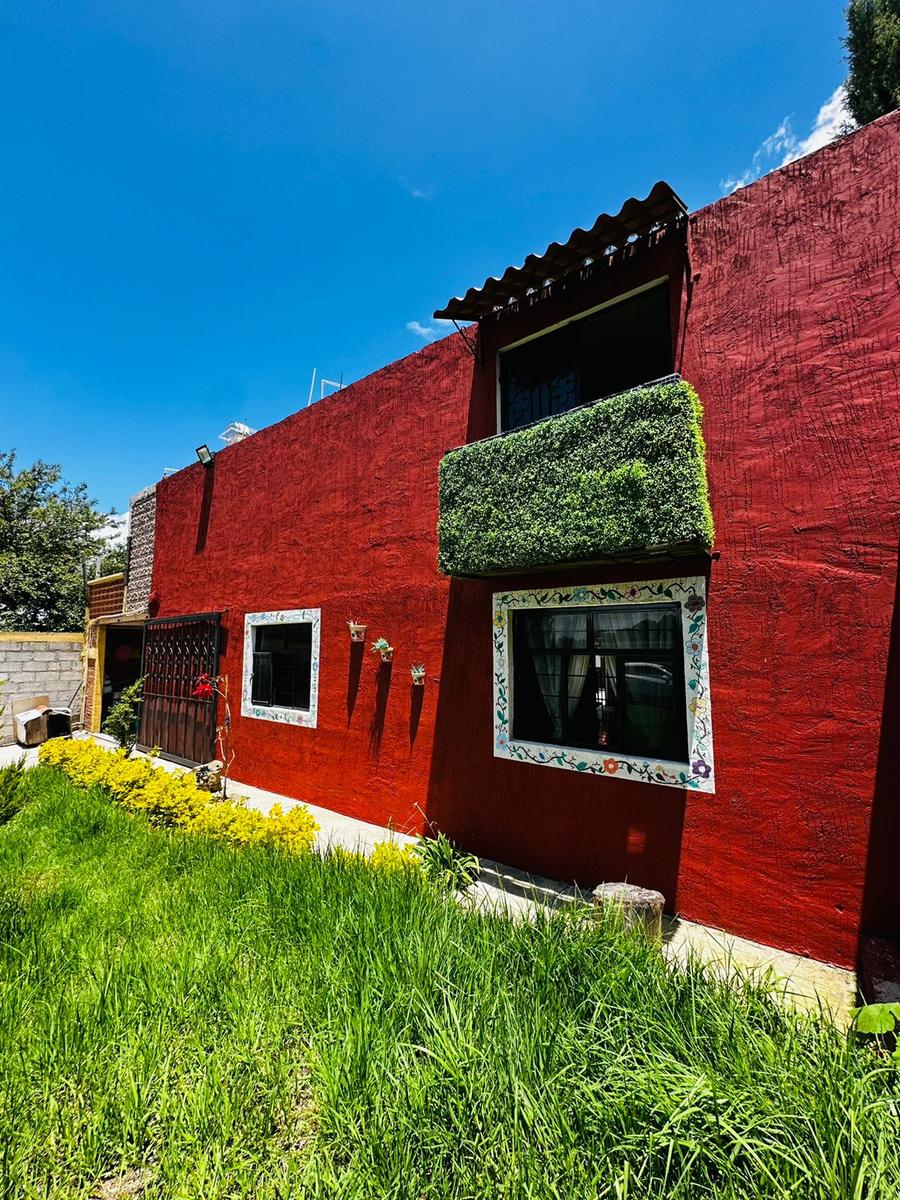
[492, 576, 714, 792]
[241, 608, 321, 728]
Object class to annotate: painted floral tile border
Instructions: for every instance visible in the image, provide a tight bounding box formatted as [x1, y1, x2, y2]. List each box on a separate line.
[492, 576, 714, 792]
[241, 608, 321, 728]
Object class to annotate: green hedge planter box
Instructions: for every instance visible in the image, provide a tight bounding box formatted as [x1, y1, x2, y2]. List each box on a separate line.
[438, 376, 714, 576]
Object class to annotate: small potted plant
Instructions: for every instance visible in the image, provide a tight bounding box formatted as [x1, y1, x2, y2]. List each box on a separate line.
[371, 637, 394, 663]
[348, 619, 367, 643]
[410, 664, 426, 686]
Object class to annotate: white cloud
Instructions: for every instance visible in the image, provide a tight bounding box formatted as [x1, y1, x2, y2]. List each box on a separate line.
[406, 318, 456, 342]
[781, 86, 853, 163]
[98, 511, 129, 548]
[399, 179, 436, 200]
[721, 85, 853, 193]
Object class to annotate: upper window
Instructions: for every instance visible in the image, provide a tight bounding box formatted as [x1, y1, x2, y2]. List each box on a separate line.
[512, 603, 687, 762]
[241, 609, 321, 728]
[499, 282, 672, 432]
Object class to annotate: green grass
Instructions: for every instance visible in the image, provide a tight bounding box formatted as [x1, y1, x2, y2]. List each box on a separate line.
[1, 767, 898, 1198]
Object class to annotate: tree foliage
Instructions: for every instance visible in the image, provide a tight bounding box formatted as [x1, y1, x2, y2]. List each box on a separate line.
[845, 0, 900, 125]
[101, 677, 144, 757]
[0, 451, 123, 632]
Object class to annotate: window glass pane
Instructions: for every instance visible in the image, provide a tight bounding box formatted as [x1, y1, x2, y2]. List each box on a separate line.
[502, 326, 580, 430]
[513, 647, 600, 747]
[512, 646, 555, 744]
[511, 604, 686, 760]
[621, 658, 679, 758]
[521, 611, 589, 651]
[594, 654, 619, 748]
[593, 605, 678, 651]
[530, 651, 565, 740]
[578, 284, 672, 403]
[499, 283, 672, 431]
[251, 651, 273, 706]
[254, 623, 312, 710]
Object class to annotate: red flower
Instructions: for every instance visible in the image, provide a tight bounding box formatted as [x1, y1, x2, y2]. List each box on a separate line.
[192, 674, 215, 700]
[602, 758, 620, 775]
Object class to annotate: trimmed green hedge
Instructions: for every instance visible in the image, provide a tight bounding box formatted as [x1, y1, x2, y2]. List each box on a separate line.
[438, 376, 714, 575]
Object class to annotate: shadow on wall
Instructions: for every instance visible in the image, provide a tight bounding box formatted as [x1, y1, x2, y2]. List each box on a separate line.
[859, 540, 900, 946]
[409, 684, 425, 751]
[368, 660, 392, 760]
[195, 463, 216, 554]
[422, 577, 687, 905]
[346, 639, 425, 754]
[346, 641, 365, 725]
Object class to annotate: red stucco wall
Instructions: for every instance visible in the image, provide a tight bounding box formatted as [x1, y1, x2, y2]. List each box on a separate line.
[151, 112, 900, 969]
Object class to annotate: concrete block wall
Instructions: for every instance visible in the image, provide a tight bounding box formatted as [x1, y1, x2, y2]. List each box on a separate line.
[0, 633, 84, 744]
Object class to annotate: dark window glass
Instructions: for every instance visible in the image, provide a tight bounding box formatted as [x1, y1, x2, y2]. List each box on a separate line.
[499, 283, 672, 432]
[251, 651, 273, 705]
[512, 604, 686, 761]
[251, 623, 312, 710]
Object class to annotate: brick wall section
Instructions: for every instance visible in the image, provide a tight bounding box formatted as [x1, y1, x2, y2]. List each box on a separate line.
[0, 634, 84, 743]
[87, 577, 125, 619]
[83, 624, 100, 733]
[126, 485, 156, 613]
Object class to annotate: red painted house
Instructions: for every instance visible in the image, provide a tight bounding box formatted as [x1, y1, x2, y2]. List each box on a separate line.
[135, 112, 899, 973]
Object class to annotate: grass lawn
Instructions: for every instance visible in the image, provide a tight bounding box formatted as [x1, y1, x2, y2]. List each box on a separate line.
[1, 766, 898, 1198]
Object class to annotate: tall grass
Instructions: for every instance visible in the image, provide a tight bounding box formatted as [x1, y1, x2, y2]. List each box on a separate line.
[0, 767, 897, 1198]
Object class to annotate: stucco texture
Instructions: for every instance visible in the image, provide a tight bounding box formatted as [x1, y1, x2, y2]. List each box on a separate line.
[150, 112, 900, 969]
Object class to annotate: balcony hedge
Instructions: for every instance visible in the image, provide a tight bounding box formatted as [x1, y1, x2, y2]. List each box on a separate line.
[438, 376, 713, 576]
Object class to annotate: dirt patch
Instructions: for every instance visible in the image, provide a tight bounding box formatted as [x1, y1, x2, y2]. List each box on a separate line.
[94, 1166, 155, 1199]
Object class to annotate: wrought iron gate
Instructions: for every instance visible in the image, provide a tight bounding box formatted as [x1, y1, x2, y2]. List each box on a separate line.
[137, 612, 221, 765]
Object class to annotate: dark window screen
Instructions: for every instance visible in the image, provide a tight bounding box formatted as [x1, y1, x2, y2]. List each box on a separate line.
[251, 623, 312, 710]
[512, 603, 687, 761]
[499, 283, 673, 431]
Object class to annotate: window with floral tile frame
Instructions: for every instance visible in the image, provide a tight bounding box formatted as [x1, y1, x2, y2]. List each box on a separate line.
[492, 576, 714, 791]
[241, 609, 321, 728]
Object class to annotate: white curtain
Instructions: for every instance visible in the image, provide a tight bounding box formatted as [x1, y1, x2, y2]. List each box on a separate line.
[531, 650, 591, 740]
[595, 608, 675, 650]
[567, 655, 591, 717]
[532, 653, 563, 739]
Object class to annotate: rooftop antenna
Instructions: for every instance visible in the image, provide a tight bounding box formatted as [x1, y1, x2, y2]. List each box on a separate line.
[320, 374, 343, 400]
[306, 369, 343, 407]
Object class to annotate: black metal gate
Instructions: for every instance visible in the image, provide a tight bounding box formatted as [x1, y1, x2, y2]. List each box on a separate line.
[137, 612, 221, 766]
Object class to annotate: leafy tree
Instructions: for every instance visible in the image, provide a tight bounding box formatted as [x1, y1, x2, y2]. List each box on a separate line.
[845, 0, 900, 124]
[0, 451, 123, 632]
[102, 677, 144, 757]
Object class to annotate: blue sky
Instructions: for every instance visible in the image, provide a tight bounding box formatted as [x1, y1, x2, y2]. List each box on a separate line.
[2, 1, 850, 515]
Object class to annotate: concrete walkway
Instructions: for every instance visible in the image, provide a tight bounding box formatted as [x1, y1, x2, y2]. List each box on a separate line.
[2, 734, 855, 1021]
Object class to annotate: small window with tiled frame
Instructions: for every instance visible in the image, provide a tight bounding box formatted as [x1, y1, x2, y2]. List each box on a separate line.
[241, 609, 321, 728]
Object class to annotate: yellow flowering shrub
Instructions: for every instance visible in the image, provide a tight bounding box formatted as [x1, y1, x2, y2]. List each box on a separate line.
[38, 739, 318, 854]
[370, 839, 421, 871]
[188, 800, 319, 855]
